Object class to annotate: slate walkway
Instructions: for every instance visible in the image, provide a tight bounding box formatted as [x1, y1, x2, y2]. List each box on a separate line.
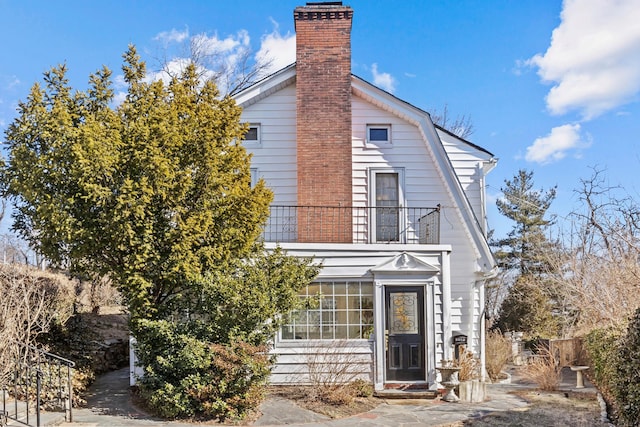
[27, 366, 595, 427]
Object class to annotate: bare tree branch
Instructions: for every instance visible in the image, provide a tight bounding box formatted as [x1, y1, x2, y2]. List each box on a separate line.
[429, 104, 475, 139]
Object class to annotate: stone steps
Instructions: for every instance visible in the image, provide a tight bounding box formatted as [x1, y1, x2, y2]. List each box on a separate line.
[374, 388, 439, 399]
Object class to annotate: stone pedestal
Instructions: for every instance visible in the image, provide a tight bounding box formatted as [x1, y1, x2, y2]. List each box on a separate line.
[437, 366, 461, 402]
[570, 366, 589, 389]
[458, 379, 487, 403]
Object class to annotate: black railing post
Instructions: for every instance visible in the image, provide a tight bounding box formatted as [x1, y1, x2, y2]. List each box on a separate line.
[2, 386, 7, 426]
[67, 364, 73, 422]
[35, 369, 42, 427]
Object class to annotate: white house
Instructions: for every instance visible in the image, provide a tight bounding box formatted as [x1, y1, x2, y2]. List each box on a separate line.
[233, 2, 497, 391]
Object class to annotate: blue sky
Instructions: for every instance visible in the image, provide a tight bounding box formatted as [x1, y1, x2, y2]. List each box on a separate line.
[1, 0, 639, 239]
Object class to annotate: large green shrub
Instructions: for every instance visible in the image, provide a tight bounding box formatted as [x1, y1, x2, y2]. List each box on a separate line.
[583, 317, 640, 426]
[131, 249, 317, 420]
[615, 308, 640, 426]
[135, 319, 270, 421]
[583, 326, 623, 407]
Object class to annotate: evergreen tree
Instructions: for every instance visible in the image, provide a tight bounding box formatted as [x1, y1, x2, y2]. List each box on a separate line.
[1, 46, 319, 420]
[495, 275, 558, 339]
[1, 46, 279, 320]
[493, 169, 557, 276]
[492, 170, 560, 338]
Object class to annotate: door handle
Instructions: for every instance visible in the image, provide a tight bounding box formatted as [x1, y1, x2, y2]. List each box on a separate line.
[384, 329, 389, 351]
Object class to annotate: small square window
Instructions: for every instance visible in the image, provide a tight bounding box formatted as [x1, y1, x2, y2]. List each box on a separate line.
[366, 124, 391, 147]
[369, 128, 388, 141]
[243, 123, 261, 147]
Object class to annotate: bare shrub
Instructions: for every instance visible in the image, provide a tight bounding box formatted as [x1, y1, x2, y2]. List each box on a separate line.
[0, 264, 76, 389]
[305, 340, 369, 405]
[75, 275, 122, 313]
[522, 346, 562, 391]
[547, 168, 640, 335]
[485, 330, 512, 381]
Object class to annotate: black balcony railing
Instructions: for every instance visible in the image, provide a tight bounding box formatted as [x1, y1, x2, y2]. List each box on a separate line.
[262, 205, 440, 244]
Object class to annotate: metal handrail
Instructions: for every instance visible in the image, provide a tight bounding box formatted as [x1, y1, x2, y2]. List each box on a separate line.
[1, 340, 75, 427]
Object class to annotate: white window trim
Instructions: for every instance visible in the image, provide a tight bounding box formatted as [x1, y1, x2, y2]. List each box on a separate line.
[243, 123, 261, 148]
[366, 124, 392, 148]
[250, 168, 258, 188]
[369, 168, 406, 243]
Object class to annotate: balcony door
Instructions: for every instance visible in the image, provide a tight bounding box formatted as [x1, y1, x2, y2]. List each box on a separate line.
[370, 169, 404, 243]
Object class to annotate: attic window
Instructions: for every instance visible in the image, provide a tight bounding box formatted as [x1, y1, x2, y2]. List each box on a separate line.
[243, 123, 261, 147]
[366, 124, 391, 147]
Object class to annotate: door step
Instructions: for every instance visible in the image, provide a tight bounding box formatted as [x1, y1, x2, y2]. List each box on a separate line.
[375, 385, 438, 399]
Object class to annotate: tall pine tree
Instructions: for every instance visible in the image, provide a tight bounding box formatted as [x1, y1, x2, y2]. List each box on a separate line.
[492, 169, 560, 338]
[493, 169, 557, 275]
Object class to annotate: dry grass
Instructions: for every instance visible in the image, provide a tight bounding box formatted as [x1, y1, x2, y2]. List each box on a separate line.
[521, 347, 562, 391]
[268, 385, 378, 419]
[457, 346, 480, 381]
[485, 330, 512, 381]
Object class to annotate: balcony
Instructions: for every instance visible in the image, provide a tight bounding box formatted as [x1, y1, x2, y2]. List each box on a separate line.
[262, 205, 440, 244]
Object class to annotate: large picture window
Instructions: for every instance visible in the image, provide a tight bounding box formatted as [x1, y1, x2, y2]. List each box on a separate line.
[281, 281, 374, 340]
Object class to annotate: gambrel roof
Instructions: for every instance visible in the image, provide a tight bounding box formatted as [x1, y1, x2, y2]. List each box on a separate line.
[234, 65, 497, 274]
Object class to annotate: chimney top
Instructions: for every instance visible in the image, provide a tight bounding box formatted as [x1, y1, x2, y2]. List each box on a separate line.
[305, 1, 343, 5]
[294, 1, 353, 28]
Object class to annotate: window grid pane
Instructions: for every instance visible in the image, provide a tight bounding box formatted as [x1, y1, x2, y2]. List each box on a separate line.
[281, 281, 374, 340]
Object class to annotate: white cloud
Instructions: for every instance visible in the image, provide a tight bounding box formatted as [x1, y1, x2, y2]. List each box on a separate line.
[371, 63, 396, 93]
[191, 31, 247, 56]
[528, 0, 640, 119]
[112, 91, 127, 107]
[525, 123, 590, 164]
[113, 74, 127, 90]
[255, 20, 296, 76]
[146, 29, 255, 93]
[154, 28, 189, 45]
[2, 75, 20, 90]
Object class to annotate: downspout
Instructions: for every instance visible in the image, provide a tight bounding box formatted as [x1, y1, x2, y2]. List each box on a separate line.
[476, 266, 498, 382]
[478, 279, 486, 381]
[442, 250, 452, 360]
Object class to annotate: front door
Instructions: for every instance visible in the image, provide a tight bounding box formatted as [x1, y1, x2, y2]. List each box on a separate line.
[385, 286, 425, 381]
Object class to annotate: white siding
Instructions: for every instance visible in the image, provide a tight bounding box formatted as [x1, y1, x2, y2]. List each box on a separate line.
[240, 84, 297, 206]
[270, 342, 373, 385]
[352, 94, 482, 347]
[438, 129, 492, 234]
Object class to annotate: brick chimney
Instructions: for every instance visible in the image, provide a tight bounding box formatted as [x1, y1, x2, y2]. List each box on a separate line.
[294, 2, 353, 243]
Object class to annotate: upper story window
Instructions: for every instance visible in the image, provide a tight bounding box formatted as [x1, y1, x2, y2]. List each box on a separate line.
[370, 168, 405, 243]
[366, 124, 391, 148]
[243, 123, 261, 147]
